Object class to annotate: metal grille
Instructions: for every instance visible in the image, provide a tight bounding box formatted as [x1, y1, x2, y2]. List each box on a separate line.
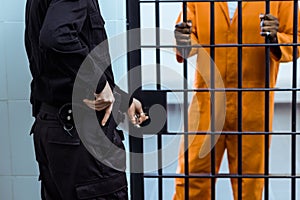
[126, 1, 299, 199]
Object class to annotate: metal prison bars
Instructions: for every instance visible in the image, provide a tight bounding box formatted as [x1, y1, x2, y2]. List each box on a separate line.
[126, 0, 299, 200]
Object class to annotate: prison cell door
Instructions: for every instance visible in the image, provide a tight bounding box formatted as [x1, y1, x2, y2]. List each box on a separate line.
[126, 1, 299, 200]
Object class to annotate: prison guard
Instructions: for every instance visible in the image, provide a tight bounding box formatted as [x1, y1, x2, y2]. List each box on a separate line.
[25, 0, 130, 199]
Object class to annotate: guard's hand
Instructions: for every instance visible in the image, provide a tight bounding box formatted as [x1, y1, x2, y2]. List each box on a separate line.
[127, 98, 149, 127]
[260, 14, 279, 43]
[174, 20, 192, 58]
[83, 81, 115, 126]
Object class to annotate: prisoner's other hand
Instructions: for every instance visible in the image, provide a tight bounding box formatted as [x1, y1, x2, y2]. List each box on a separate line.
[175, 20, 192, 45]
[174, 20, 192, 58]
[83, 81, 115, 126]
[127, 98, 149, 127]
[260, 14, 279, 43]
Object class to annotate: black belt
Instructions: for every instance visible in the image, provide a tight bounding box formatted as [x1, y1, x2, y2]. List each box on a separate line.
[40, 103, 74, 126]
[39, 93, 125, 138]
[40, 103, 75, 137]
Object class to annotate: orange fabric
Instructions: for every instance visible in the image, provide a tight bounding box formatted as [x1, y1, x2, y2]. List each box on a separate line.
[173, 2, 299, 200]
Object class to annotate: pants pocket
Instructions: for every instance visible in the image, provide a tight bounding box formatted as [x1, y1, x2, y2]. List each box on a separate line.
[45, 125, 81, 174]
[47, 126, 80, 145]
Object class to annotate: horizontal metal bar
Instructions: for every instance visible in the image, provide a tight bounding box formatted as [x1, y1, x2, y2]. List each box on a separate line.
[141, 88, 300, 93]
[144, 173, 300, 179]
[139, 0, 290, 3]
[143, 131, 300, 136]
[141, 43, 299, 49]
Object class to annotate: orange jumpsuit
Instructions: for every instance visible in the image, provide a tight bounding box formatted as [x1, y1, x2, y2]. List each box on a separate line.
[173, 2, 299, 200]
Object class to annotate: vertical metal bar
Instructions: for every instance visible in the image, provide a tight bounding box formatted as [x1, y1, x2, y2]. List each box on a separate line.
[156, 1, 161, 90]
[155, 1, 163, 200]
[264, 1, 270, 199]
[291, 1, 298, 199]
[210, 2, 216, 200]
[237, 1, 243, 199]
[126, 0, 144, 200]
[182, 2, 189, 200]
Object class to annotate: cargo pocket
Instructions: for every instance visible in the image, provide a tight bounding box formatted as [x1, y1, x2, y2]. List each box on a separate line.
[47, 126, 80, 145]
[45, 125, 81, 173]
[36, 112, 81, 146]
[75, 173, 127, 199]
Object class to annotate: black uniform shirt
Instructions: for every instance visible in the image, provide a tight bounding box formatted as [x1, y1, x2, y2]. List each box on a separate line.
[25, 0, 129, 116]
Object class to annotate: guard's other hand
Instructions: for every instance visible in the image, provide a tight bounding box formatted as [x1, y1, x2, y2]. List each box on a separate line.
[259, 14, 279, 43]
[127, 98, 149, 128]
[174, 20, 192, 58]
[83, 81, 115, 126]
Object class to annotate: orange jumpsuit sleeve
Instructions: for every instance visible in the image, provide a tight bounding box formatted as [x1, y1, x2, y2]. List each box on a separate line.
[175, 3, 199, 63]
[272, 1, 300, 62]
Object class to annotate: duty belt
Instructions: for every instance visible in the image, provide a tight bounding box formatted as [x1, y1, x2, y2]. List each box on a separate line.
[39, 92, 125, 138]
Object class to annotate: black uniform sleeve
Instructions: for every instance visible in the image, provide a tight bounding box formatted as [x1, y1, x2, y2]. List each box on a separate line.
[39, 0, 107, 93]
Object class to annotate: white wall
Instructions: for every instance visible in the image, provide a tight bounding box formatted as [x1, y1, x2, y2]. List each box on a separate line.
[0, 0, 39, 199]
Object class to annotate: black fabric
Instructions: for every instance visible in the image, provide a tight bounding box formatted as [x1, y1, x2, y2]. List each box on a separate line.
[25, 0, 132, 199]
[75, 173, 127, 199]
[33, 111, 128, 200]
[25, 0, 132, 116]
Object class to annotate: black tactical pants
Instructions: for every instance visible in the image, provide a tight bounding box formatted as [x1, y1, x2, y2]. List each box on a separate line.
[32, 105, 128, 200]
